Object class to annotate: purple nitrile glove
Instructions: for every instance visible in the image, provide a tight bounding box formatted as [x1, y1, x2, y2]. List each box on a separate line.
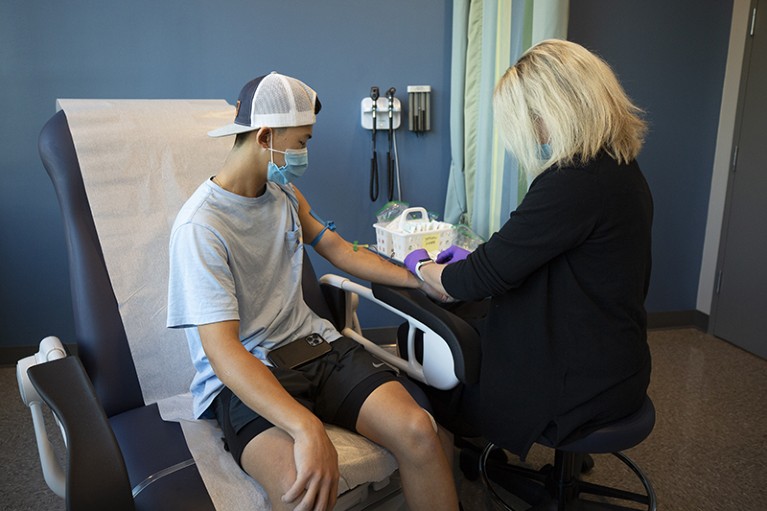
[436, 245, 471, 265]
[404, 248, 432, 275]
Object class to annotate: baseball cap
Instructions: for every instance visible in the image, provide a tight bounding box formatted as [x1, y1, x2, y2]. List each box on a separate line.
[208, 72, 322, 137]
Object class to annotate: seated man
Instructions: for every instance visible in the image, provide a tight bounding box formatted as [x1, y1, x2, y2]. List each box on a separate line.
[166, 72, 458, 511]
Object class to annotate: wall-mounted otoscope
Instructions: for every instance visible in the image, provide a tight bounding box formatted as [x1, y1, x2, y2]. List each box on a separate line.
[369, 86, 380, 201]
[386, 87, 396, 201]
[360, 84, 432, 202]
[361, 87, 402, 202]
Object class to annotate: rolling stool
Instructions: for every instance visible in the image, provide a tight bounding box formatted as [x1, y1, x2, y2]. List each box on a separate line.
[479, 396, 657, 511]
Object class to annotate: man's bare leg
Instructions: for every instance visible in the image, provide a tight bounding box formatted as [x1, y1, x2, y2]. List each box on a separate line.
[241, 426, 338, 511]
[356, 381, 460, 511]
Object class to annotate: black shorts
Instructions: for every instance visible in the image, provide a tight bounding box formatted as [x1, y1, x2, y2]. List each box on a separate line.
[212, 337, 430, 467]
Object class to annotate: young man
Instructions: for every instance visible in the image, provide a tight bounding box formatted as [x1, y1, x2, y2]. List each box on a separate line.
[167, 72, 458, 511]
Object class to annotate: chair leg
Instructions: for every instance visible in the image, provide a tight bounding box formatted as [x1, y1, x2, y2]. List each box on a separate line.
[477, 443, 657, 511]
[551, 450, 579, 511]
[479, 443, 518, 511]
[573, 452, 657, 511]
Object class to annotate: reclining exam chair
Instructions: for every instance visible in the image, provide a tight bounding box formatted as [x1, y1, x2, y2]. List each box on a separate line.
[17, 103, 481, 511]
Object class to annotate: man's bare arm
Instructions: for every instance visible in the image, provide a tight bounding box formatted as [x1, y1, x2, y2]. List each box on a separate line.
[198, 320, 339, 509]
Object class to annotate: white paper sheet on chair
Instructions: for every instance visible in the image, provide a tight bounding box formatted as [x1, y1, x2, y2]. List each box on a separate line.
[157, 393, 397, 506]
[57, 98, 231, 403]
[58, 99, 399, 510]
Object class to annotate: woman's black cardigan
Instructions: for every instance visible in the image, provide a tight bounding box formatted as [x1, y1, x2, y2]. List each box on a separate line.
[441, 152, 653, 457]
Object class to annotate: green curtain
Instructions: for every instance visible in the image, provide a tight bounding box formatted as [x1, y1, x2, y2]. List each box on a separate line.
[444, 0, 569, 240]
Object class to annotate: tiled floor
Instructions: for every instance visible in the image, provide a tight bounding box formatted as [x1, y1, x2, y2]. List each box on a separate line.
[628, 328, 766, 511]
[2, 328, 766, 510]
[459, 328, 767, 511]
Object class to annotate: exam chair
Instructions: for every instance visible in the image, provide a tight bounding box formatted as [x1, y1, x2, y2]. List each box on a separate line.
[17, 106, 481, 511]
[18, 109, 214, 511]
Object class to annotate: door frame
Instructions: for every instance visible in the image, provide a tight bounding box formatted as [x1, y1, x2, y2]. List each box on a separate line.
[709, 0, 763, 336]
[697, 0, 752, 318]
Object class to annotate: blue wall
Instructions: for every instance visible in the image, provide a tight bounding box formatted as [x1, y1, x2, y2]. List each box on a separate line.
[0, 0, 736, 349]
[568, 0, 733, 312]
[0, 0, 452, 347]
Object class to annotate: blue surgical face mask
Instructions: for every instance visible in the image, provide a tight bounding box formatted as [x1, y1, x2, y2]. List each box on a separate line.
[538, 143, 552, 160]
[268, 141, 309, 185]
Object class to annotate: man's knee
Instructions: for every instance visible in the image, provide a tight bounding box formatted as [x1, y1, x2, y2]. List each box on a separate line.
[395, 407, 443, 458]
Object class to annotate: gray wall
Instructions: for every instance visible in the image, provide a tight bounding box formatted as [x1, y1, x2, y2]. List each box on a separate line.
[0, 0, 453, 347]
[568, 0, 734, 313]
[0, 0, 735, 350]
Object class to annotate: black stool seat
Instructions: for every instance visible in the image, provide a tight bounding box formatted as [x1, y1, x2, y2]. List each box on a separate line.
[479, 396, 657, 511]
[550, 396, 656, 454]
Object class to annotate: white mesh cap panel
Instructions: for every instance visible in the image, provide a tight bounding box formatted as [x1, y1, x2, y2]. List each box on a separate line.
[208, 72, 318, 137]
[251, 73, 317, 128]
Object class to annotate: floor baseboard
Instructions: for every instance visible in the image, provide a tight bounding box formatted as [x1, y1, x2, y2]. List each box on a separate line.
[647, 310, 709, 331]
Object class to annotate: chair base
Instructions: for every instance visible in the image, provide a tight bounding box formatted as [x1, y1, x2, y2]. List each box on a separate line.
[475, 443, 656, 511]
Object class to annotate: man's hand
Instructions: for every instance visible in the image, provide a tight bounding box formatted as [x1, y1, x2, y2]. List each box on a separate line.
[420, 279, 454, 303]
[198, 322, 340, 510]
[282, 419, 340, 511]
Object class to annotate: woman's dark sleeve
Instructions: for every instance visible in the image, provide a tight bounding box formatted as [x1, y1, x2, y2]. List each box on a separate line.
[441, 168, 605, 300]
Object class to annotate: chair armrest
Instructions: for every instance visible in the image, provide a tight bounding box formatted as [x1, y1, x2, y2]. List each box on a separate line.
[370, 283, 481, 384]
[319, 275, 480, 389]
[17, 337, 69, 497]
[26, 355, 136, 510]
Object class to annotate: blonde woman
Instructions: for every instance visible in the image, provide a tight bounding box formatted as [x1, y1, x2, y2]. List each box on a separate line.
[407, 39, 653, 457]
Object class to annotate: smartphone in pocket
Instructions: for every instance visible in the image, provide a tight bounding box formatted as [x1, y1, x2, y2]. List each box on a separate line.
[267, 333, 332, 369]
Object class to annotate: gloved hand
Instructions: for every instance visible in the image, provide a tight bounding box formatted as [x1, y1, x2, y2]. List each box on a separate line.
[436, 245, 470, 264]
[404, 248, 432, 276]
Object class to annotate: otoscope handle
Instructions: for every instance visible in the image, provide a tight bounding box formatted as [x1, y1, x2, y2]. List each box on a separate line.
[370, 153, 379, 201]
[386, 87, 396, 116]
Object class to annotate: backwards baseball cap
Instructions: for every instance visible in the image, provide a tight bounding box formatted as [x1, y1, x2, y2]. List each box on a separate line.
[208, 72, 322, 137]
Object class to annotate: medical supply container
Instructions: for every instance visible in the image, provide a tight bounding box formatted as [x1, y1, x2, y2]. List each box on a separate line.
[374, 207, 455, 261]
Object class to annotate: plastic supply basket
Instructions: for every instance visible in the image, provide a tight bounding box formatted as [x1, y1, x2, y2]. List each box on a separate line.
[374, 207, 455, 262]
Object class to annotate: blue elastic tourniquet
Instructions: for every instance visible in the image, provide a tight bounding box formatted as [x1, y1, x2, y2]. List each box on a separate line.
[309, 210, 336, 247]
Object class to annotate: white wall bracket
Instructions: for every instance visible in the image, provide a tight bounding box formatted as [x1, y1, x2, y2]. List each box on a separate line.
[360, 97, 402, 130]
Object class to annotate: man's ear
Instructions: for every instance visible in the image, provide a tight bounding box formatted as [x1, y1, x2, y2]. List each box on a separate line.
[256, 127, 272, 149]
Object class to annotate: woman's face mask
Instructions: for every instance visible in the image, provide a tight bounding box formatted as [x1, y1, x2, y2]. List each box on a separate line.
[538, 143, 552, 160]
[268, 138, 309, 185]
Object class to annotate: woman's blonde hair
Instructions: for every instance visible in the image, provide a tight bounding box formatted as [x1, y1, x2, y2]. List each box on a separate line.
[493, 39, 647, 179]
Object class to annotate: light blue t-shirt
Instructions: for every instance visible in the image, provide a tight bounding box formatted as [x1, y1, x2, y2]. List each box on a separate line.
[167, 179, 340, 418]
